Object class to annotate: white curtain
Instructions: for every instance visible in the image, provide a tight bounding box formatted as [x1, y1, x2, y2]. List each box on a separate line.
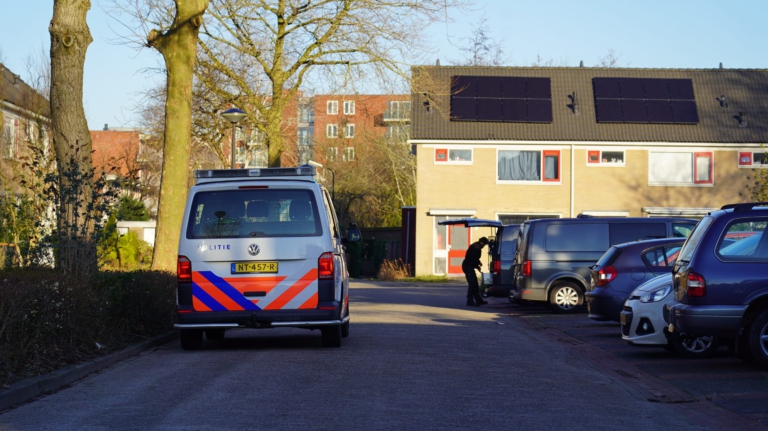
[498, 151, 541, 181]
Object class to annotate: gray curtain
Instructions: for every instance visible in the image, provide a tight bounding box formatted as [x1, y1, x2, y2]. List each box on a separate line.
[498, 151, 541, 181]
[544, 154, 558, 180]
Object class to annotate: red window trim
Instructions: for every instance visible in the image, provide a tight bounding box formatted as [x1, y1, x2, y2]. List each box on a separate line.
[542, 150, 560, 182]
[693, 152, 713, 184]
[587, 150, 600, 164]
[435, 148, 448, 162]
[739, 152, 753, 166]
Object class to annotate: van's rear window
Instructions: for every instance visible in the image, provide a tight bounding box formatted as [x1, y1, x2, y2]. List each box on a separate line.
[186, 189, 322, 239]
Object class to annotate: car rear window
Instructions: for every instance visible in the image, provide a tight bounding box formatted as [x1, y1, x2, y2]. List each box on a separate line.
[186, 189, 323, 239]
[595, 246, 622, 268]
[676, 217, 712, 265]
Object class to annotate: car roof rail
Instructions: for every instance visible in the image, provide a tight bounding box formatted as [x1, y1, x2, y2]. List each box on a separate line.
[721, 202, 768, 212]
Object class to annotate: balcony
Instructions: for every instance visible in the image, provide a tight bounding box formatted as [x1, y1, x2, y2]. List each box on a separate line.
[383, 109, 411, 122]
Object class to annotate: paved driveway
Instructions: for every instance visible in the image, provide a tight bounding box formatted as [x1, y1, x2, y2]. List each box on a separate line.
[0, 281, 741, 430]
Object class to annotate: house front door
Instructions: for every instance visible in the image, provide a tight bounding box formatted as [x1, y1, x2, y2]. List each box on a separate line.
[447, 225, 470, 275]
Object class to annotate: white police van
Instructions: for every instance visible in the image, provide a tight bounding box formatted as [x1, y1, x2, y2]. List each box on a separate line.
[174, 165, 361, 349]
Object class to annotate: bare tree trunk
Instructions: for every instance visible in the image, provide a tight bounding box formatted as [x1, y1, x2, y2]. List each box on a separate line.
[49, 0, 97, 276]
[149, 0, 209, 272]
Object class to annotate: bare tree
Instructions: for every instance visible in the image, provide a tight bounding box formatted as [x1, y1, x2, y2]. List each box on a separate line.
[596, 49, 622, 68]
[451, 16, 507, 67]
[145, 0, 210, 271]
[49, 0, 99, 276]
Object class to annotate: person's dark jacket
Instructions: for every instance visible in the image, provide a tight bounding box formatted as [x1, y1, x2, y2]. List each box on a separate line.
[462, 241, 484, 270]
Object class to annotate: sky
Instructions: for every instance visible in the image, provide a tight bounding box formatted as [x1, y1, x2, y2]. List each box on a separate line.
[0, 0, 765, 131]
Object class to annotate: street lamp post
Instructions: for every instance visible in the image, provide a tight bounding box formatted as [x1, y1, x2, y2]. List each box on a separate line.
[221, 108, 247, 169]
[308, 160, 335, 201]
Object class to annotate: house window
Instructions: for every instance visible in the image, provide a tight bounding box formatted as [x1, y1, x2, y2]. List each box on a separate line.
[327, 101, 339, 115]
[498, 214, 560, 225]
[327, 146, 338, 162]
[587, 150, 625, 166]
[434, 148, 473, 164]
[648, 151, 713, 186]
[738, 151, 768, 167]
[2, 117, 17, 159]
[345, 124, 355, 138]
[497, 150, 561, 183]
[343, 147, 355, 162]
[326, 124, 338, 138]
[343, 100, 355, 115]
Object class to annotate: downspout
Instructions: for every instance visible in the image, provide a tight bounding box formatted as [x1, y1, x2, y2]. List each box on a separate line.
[570, 144, 575, 217]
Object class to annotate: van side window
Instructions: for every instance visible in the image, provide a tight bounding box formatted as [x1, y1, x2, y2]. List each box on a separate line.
[673, 223, 696, 238]
[609, 223, 665, 244]
[546, 223, 609, 252]
[321, 190, 340, 239]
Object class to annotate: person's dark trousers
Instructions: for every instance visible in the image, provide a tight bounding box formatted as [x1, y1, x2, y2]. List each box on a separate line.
[463, 263, 484, 305]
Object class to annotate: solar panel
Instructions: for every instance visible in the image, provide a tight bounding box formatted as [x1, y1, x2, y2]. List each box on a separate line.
[595, 99, 623, 122]
[503, 99, 527, 122]
[593, 78, 621, 98]
[668, 79, 695, 100]
[646, 100, 675, 123]
[527, 100, 553, 123]
[526, 78, 552, 99]
[451, 98, 477, 121]
[476, 76, 501, 98]
[450, 75, 552, 123]
[477, 98, 504, 121]
[643, 79, 669, 100]
[501, 77, 526, 98]
[619, 78, 645, 99]
[671, 101, 699, 123]
[452, 76, 476, 97]
[622, 100, 648, 122]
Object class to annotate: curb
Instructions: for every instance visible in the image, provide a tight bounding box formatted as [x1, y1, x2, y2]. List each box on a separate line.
[0, 331, 177, 412]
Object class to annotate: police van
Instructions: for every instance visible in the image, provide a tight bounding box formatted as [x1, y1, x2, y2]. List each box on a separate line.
[174, 165, 361, 349]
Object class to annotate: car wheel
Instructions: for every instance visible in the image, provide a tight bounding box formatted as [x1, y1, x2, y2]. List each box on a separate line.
[180, 329, 203, 350]
[748, 309, 768, 368]
[672, 335, 718, 359]
[321, 325, 342, 347]
[205, 329, 225, 341]
[548, 282, 583, 314]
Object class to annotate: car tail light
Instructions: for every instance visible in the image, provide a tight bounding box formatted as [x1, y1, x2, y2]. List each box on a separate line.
[521, 260, 531, 277]
[318, 252, 334, 279]
[492, 260, 501, 274]
[178, 256, 192, 282]
[687, 272, 706, 297]
[596, 266, 617, 287]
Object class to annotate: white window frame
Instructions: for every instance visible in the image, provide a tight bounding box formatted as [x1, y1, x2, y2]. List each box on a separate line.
[327, 100, 339, 115]
[648, 151, 714, 187]
[327, 146, 338, 162]
[345, 124, 355, 138]
[2, 116, 18, 159]
[343, 147, 355, 162]
[496, 149, 562, 185]
[326, 124, 338, 138]
[343, 100, 355, 115]
[586, 149, 626, 167]
[737, 150, 768, 168]
[434, 148, 473, 165]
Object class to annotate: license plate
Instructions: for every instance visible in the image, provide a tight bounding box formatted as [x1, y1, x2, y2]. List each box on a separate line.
[231, 262, 278, 274]
[620, 314, 626, 325]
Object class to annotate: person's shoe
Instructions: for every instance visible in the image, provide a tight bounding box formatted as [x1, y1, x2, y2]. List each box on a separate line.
[466, 300, 478, 306]
[477, 299, 489, 305]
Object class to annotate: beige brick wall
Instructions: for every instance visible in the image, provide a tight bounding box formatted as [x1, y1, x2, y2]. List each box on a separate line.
[414, 144, 755, 276]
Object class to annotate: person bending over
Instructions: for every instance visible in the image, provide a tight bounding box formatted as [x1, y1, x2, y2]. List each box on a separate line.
[463, 237, 489, 307]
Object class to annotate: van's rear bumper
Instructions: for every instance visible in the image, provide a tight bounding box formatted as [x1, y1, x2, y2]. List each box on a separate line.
[175, 305, 346, 330]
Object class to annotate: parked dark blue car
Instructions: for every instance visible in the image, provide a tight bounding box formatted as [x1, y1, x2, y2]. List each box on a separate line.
[587, 238, 685, 322]
[665, 202, 768, 368]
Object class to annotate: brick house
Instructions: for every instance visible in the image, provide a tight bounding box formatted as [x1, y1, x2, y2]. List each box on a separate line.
[0, 63, 50, 194]
[409, 66, 768, 276]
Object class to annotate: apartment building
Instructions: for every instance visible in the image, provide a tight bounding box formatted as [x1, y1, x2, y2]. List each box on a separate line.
[409, 66, 768, 276]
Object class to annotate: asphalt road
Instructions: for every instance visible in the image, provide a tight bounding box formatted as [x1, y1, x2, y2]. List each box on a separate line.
[0, 281, 726, 430]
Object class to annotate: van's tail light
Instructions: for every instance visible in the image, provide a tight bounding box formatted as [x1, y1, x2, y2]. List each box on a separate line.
[521, 260, 531, 277]
[492, 260, 501, 274]
[596, 266, 618, 287]
[687, 272, 706, 297]
[178, 256, 192, 282]
[318, 252, 335, 279]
